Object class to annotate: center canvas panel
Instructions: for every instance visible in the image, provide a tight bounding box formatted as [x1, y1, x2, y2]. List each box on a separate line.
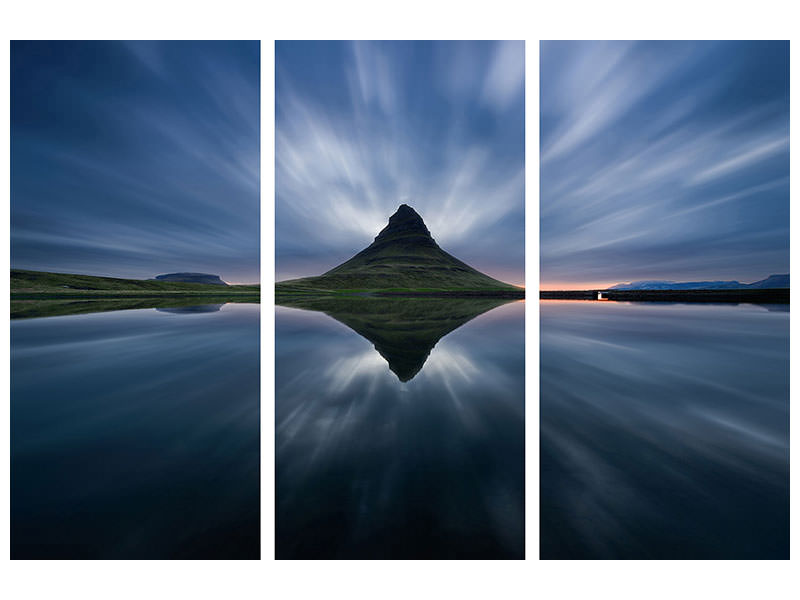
[274, 40, 525, 559]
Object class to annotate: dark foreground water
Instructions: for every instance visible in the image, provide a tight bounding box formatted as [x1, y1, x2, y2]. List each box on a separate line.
[275, 298, 525, 559]
[11, 303, 260, 559]
[541, 301, 789, 559]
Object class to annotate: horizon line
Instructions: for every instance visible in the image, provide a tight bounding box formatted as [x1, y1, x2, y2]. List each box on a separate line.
[10, 266, 260, 285]
[541, 272, 789, 291]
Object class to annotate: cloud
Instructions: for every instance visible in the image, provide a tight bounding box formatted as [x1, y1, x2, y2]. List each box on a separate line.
[482, 40, 525, 112]
[11, 41, 260, 282]
[540, 41, 789, 286]
[276, 41, 525, 283]
[690, 136, 789, 185]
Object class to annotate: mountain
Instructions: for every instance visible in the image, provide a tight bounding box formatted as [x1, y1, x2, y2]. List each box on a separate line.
[609, 274, 789, 291]
[276, 204, 521, 294]
[154, 272, 227, 286]
[276, 295, 514, 381]
[609, 280, 742, 290]
[745, 274, 790, 289]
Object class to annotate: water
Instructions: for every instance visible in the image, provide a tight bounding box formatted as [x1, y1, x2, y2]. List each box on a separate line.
[10, 303, 260, 559]
[540, 300, 789, 559]
[275, 298, 525, 559]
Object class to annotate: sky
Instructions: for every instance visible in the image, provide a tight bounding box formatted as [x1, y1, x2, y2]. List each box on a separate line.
[276, 41, 525, 286]
[540, 41, 789, 290]
[11, 41, 260, 284]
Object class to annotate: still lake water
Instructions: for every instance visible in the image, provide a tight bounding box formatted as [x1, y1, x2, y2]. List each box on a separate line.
[11, 303, 260, 559]
[275, 299, 525, 559]
[541, 300, 789, 559]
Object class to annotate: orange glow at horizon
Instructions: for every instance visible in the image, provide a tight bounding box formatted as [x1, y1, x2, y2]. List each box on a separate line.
[539, 281, 616, 291]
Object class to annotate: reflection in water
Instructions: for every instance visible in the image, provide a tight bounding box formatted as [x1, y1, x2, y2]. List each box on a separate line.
[156, 304, 224, 314]
[276, 296, 512, 381]
[275, 298, 525, 559]
[11, 303, 260, 559]
[540, 301, 789, 559]
[11, 296, 259, 320]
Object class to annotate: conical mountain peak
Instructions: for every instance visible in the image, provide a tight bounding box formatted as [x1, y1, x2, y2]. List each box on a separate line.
[277, 204, 522, 294]
[374, 204, 431, 242]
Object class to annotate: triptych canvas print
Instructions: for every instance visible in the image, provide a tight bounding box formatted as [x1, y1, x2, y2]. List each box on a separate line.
[8, 39, 789, 562]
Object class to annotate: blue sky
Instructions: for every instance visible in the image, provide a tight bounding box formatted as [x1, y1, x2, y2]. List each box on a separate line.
[276, 41, 525, 286]
[11, 41, 260, 284]
[541, 41, 789, 289]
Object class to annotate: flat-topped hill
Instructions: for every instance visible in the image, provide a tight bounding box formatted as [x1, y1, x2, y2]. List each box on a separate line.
[154, 272, 228, 286]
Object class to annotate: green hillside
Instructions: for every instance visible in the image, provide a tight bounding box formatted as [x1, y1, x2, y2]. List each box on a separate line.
[11, 269, 259, 296]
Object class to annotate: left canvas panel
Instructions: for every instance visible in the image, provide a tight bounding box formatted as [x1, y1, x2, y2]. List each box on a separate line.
[10, 40, 261, 559]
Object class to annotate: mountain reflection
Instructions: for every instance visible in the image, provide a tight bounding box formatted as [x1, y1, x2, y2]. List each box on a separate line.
[540, 300, 789, 559]
[156, 304, 224, 314]
[275, 296, 515, 381]
[275, 298, 525, 558]
[11, 304, 260, 558]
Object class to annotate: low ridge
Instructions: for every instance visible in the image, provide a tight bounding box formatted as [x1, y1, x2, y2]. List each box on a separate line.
[277, 204, 520, 294]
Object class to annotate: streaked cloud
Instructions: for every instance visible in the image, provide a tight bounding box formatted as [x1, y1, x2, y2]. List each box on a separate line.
[482, 41, 526, 111]
[541, 41, 789, 287]
[276, 41, 525, 285]
[11, 41, 260, 283]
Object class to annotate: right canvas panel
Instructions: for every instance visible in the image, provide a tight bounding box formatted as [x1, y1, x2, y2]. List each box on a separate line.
[539, 41, 789, 559]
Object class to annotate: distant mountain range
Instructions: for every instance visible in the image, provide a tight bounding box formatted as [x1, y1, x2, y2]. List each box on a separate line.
[276, 204, 522, 295]
[609, 274, 789, 291]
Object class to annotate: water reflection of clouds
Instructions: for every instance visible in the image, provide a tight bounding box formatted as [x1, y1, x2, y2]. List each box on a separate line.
[11, 306, 260, 558]
[275, 301, 524, 558]
[322, 348, 388, 398]
[276, 334, 508, 453]
[541, 301, 788, 558]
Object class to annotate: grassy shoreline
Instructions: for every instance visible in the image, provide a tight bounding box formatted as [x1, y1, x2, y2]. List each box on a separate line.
[10, 270, 259, 318]
[12, 269, 259, 298]
[276, 284, 525, 300]
[12, 291, 259, 299]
